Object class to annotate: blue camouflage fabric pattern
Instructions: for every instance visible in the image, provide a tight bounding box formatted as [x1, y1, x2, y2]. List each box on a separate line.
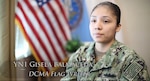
[61, 40, 150, 81]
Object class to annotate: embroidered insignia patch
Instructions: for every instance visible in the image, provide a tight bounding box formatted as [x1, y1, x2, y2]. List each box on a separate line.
[123, 61, 143, 80]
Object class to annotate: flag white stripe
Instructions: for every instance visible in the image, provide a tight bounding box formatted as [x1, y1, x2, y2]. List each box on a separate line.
[15, 0, 71, 72]
[16, 7, 50, 63]
[43, 5, 66, 59]
[45, 2, 66, 44]
[44, 1, 66, 59]
[53, 0, 71, 40]
[21, 1, 58, 61]
[51, 0, 69, 41]
[43, 4, 67, 59]
[34, 3, 65, 61]
[28, 1, 59, 61]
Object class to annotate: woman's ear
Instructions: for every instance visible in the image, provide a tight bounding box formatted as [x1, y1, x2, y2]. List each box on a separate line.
[116, 24, 121, 32]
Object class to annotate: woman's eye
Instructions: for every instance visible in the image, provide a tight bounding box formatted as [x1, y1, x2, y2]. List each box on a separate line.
[103, 20, 109, 23]
[91, 19, 96, 23]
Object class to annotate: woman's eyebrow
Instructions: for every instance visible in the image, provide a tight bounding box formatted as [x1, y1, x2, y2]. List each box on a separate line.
[102, 16, 111, 19]
[90, 16, 97, 18]
[90, 16, 111, 19]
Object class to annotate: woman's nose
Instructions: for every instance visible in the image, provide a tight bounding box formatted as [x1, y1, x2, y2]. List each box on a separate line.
[95, 22, 102, 30]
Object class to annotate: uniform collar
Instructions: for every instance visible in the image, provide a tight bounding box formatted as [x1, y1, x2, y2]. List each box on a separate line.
[85, 40, 120, 71]
[85, 40, 119, 57]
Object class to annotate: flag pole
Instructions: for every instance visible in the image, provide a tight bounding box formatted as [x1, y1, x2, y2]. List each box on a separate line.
[38, 67, 42, 81]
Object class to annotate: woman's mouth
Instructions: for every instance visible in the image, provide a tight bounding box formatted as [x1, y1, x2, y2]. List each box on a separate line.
[94, 33, 104, 38]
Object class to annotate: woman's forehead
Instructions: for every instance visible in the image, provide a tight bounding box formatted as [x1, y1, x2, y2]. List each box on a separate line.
[91, 6, 116, 18]
[90, 16, 112, 20]
[92, 5, 113, 14]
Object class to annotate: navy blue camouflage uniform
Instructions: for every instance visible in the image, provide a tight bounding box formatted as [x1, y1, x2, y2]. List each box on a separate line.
[61, 40, 150, 81]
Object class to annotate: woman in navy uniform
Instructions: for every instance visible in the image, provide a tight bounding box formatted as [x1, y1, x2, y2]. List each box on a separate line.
[61, 1, 150, 81]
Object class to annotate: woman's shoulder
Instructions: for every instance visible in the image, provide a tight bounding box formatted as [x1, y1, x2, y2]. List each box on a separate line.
[116, 41, 136, 55]
[111, 40, 140, 63]
[116, 40, 144, 62]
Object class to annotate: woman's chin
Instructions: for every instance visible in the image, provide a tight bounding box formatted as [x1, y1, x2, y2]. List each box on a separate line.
[94, 39, 104, 43]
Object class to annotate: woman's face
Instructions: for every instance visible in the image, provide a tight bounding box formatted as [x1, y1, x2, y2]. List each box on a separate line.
[89, 6, 121, 43]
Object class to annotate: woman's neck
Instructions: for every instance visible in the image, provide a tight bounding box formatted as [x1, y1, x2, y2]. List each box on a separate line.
[95, 39, 115, 53]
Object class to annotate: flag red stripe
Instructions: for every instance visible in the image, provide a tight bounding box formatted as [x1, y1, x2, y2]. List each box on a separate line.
[56, 0, 70, 31]
[15, 14, 49, 71]
[40, 5, 67, 58]
[47, 2, 68, 41]
[15, 0, 71, 72]
[18, 2, 53, 65]
[40, 7, 67, 59]
[24, 0, 62, 61]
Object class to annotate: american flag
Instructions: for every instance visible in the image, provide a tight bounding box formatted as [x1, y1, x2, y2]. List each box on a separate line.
[15, 0, 71, 72]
